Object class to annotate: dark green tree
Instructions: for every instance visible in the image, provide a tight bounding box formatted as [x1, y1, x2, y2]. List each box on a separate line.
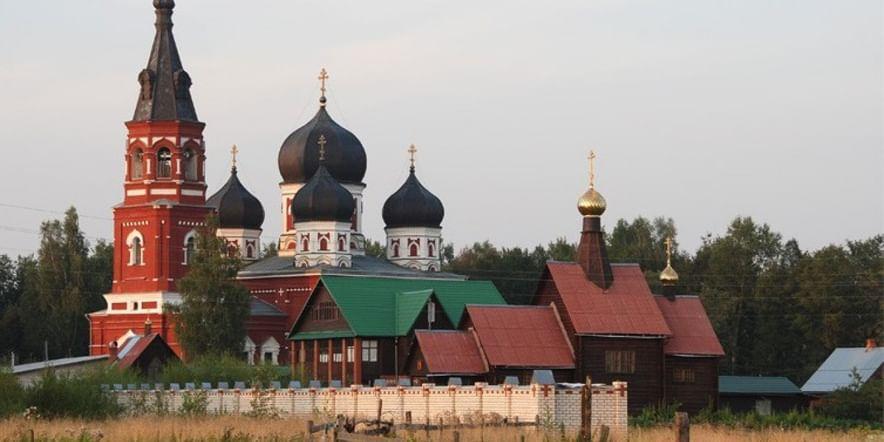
[172, 215, 251, 359]
[261, 242, 278, 258]
[364, 238, 386, 259]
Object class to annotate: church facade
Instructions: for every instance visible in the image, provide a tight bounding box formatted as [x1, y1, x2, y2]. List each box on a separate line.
[88, 0, 723, 415]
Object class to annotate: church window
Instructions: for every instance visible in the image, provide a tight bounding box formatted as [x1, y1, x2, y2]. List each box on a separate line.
[132, 302, 139, 311]
[409, 243, 419, 257]
[263, 352, 273, 363]
[301, 235, 310, 252]
[128, 234, 144, 266]
[227, 243, 238, 258]
[246, 243, 255, 259]
[338, 236, 346, 252]
[605, 350, 635, 374]
[319, 236, 329, 251]
[362, 340, 378, 362]
[673, 367, 695, 383]
[428, 240, 436, 257]
[183, 233, 196, 265]
[182, 148, 198, 181]
[391, 241, 400, 258]
[131, 149, 144, 179]
[157, 148, 172, 178]
[311, 301, 339, 321]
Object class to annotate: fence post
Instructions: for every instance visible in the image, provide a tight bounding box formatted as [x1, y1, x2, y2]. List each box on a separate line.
[453, 430, 460, 442]
[675, 412, 690, 442]
[305, 420, 314, 441]
[580, 376, 592, 440]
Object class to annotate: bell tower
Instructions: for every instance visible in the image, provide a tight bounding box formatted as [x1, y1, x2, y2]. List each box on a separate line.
[89, 0, 211, 356]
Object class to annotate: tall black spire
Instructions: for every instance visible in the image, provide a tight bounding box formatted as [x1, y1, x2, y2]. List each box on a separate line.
[132, 0, 198, 122]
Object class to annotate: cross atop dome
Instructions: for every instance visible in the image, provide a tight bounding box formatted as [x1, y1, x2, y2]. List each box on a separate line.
[318, 68, 329, 106]
[230, 145, 239, 170]
[318, 134, 328, 161]
[588, 150, 597, 189]
[408, 144, 417, 171]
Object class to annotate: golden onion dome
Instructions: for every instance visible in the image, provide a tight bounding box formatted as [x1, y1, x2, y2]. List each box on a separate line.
[660, 263, 679, 286]
[578, 187, 607, 217]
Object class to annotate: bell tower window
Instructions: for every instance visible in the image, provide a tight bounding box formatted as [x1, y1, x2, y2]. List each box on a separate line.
[131, 149, 144, 180]
[183, 233, 196, 265]
[127, 230, 145, 266]
[183, 148, 198, 181]
[157, 148, 172, 179]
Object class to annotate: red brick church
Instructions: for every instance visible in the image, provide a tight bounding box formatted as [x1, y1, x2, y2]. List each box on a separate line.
[88, 0, 723, 415]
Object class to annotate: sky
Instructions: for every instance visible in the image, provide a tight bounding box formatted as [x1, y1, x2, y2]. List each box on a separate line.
[0, 0, 881, 257]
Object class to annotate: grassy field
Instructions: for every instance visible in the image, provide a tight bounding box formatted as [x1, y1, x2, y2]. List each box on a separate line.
[0, 416, 880, 441]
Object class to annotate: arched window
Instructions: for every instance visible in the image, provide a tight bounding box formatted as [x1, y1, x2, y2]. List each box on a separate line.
[392, 242, 400, 258]
[131, 149, 144, 180]
[338, 236, 346, 252]
[319, 236, 329, 251]
[300, 236, 310, 252]
[157, 148, 172, 178]
[409, 243, 419, 257]
[183, 234, 196, 265]
[428, 241, 436, 258]
[227, 243, 238, 258]
[182, 148, 198, 181]
[246, 243, 255, 259]
[127, 231, 145, 266]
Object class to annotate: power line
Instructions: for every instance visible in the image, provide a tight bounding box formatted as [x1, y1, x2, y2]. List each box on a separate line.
[0, 203, 112, 221]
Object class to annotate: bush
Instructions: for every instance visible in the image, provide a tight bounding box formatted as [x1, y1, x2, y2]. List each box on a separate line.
[158, 355, 292, 387]
[815, 377, 882, 422]
[0, 370, 25, 418]
[25, 371, 123, 419]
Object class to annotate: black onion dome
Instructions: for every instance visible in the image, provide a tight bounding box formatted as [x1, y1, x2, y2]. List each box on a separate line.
[382, 168, 445, 229]
[278, 107, 367, 184]
[291, 164, 355, 223]
[206, 168, 265, 230]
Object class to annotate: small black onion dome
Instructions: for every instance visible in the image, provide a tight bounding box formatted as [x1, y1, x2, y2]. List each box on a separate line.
[382, 168, 445, 229]
[278, 107, 367, 184]
[206, 167, 265, 230]
[291, 164, 355, 223]
[153, 0, 175, 9]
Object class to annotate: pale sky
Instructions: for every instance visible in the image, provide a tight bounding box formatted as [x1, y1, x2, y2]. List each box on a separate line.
[0, 0, 881, 257]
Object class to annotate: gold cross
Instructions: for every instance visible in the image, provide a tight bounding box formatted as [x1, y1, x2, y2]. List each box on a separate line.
[317, 134, 327, 161]
[588, 150, 597, 188]
[230, 144, 239, 168]
[318, 68, 329, 98]
[408, 144, 417, 169]
[664, 237, 673, 264]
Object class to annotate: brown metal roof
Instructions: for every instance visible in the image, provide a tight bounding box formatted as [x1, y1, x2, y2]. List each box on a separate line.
[466, 305, 575, 369]
[545, 262, 671, 336]
[655, 295, 725, 356]
[414, 330, 487, 375]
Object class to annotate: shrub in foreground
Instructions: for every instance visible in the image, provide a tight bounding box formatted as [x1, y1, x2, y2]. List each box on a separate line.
[0, 370, 25, 418]
[26, 371, 123, 419]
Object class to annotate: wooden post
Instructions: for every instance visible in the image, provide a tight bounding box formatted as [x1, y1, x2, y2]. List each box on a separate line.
[305, 420, 314, 441]
[313, 341, 319, 381]
[327, 339, 333, 384]
[341, 339, 348, 385]
[675, 412, 690, 442]
[580, 376, 592, 440]
[597, 424, 610, 442]
[453, 430, 460, 442]
[439, 417, 444, 438]
[405, 410, 413, 438]
[376, 398, 383, 426]
[353, 338, 363, 385]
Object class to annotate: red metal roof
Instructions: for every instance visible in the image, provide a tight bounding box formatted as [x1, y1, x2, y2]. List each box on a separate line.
[414, 330, 487, 375]
[466, 305, 575, 369]
[654, 295, 725, 356]
[116, 333, 161, 370]
[545, 262, 671, 336]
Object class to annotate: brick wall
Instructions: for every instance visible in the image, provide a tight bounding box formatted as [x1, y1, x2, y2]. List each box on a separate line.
[114, 382, 627, 437]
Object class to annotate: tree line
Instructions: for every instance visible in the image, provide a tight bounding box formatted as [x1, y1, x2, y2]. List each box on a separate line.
[0, 208, 880, 385]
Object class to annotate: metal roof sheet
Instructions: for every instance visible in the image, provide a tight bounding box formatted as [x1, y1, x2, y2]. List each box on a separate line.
[249, 297, 287, 317]
[414, 330, 487, 375]
[545, 262, 671, 336]
[466, 305, 575, 369]
[655, 295, 724, 356]
[801, 347, 884, 394]
[719, 376, 802, 395]
[239, 255, 464, 280]
[11, 355, 107, 375]
[290, 276, 506, 339]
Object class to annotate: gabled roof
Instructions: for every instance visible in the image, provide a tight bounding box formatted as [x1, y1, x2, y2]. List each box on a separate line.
[719, 376, 802, 396]
[801, 347, 884, 394]
[116, 333, 177, 370]
[414, 330, 487, 375]
[466, 305, 575, 369]
[290, 275, 506, 339]
[544, 262, 671, 336]
[654, 295, 724, 356]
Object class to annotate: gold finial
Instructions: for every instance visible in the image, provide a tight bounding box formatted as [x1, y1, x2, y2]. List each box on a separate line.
[408, 144, 417, 171]
[578, 150, 606, 216]
[588, 150, 597, 189]
[317, 134, 327, 161]
[318, 68, 329, 105]
[660, 236, 679, 286]
[230, 144, 239, 170]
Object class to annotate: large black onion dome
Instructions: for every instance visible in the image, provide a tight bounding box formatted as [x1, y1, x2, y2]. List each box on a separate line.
[278, 107, 367, 184]
[382, 168, 445, 229]
[291, 164, 355, 223]
[207, 167, 265, 230]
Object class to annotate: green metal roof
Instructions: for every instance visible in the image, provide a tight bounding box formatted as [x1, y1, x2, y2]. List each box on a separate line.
[290, 276, 505, 339]
[290, 330, 356, 341]
[719, 376, 803, 396]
